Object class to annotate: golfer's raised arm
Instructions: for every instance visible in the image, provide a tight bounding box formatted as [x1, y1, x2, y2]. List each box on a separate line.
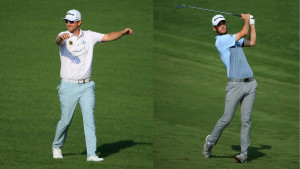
[244, 15, 256, 47]
[235, 14, 250, 42]
[102, 28, 133, 42]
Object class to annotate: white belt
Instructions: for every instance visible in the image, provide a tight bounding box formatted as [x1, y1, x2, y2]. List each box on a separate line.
[62, 78, 91, 84]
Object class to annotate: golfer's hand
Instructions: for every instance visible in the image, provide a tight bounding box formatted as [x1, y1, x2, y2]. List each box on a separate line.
[241, 13, 250, 22]
[60, 33, 70, 40]
[123, 28, 133, 35]
[56, 33, 70, 45]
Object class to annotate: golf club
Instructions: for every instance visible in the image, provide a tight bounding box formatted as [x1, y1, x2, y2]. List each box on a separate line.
[177, 5, 241, 17]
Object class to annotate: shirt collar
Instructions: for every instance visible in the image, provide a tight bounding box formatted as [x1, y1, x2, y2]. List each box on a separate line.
[215, 34, 228, 39]
[78, 30, 84, 38]
[68, 29, 84, 38]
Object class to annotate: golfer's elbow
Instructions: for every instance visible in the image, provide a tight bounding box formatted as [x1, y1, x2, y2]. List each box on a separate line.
[251, 41, 256, 46]
[56, 37, 63, 46]
[250, 39, 256, 46]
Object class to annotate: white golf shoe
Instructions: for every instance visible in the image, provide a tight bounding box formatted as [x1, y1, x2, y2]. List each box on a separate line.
[52, 146, 63, 159]
[87, 155, 104, 162]
[202, 135, 213, 158]
[235, 153, 247, 163]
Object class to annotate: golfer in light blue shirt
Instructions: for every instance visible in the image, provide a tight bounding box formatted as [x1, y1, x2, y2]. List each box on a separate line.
[202, 14, 258, 163]
[215, 34, 254, 79]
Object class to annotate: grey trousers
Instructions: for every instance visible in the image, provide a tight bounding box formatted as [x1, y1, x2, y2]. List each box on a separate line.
[208, 79, 258, 154]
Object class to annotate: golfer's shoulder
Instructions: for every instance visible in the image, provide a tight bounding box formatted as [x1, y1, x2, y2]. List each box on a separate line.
[216, 34, 235, 44]
[81, 30, 91, 35]
[83, 30, 104, 36]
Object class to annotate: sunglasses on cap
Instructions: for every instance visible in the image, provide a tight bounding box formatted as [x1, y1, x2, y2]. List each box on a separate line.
[65, 20, 76, 24]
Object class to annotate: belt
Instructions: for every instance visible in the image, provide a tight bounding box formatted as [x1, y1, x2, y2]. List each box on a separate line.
[229, 76, 254, 82]
[62, 78, 91, 84]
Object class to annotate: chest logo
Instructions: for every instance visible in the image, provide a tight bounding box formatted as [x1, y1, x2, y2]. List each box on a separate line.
[69, 41, 73, 46]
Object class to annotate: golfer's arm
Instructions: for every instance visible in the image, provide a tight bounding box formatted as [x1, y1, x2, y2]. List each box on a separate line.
[56, 36, 63, 45]
[244, 25, 256, 47]
[235, 20, 249, 42]
[102, 30, 127, 42]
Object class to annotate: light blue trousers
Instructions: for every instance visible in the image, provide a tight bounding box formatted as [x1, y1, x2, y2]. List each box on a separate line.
[53, 80, 97, 157]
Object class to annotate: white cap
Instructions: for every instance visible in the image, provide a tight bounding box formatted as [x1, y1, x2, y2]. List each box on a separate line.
[212, 15, 226, 26]
[62, 9, 81, 21]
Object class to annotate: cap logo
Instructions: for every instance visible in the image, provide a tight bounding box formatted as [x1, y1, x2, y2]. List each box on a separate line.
[214, 16, 224, 21]
[67, 12, 75, 16]
[69, 41, 73, 46]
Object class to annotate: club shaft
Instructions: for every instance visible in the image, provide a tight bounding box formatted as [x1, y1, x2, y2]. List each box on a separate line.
[179, 5, 241, 17]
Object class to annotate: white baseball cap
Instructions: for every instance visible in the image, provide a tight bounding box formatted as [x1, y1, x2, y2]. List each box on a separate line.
[62, 9, 81, 21]
[212, 15, 226, 26]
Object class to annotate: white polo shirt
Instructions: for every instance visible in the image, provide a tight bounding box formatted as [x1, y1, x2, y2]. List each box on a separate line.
[57, 30, 104, 80]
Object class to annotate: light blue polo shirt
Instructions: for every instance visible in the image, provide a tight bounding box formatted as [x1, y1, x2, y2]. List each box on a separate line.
[215, 34, 253, 79]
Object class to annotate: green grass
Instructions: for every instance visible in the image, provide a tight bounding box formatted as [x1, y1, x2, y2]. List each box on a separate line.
[154, 0, 299, 169]
[0, 0, 152, 169]
[1, 0, 299, 169]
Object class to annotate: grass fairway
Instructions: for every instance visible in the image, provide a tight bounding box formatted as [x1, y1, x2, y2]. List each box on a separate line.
[154, 0, 299, 169]
[0, 0, 152, 169]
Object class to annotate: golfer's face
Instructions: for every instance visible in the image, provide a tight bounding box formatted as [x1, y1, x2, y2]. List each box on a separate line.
[215, 21, 227, 35]
[65, 20, 79, 33]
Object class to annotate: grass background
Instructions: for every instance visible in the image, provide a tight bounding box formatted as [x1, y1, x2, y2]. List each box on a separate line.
[0, 0, 152, 169]
[0, 0, 299, 169]
[154, 0, 299, 169]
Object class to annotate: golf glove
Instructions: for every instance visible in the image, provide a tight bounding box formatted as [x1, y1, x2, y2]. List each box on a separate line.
[250, 15, 255, 25]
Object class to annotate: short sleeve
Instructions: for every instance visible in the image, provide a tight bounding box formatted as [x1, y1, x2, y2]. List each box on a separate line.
[87, 30, 105, 44]
[216, 34, 236, 49]
[236, 38, 244, 47]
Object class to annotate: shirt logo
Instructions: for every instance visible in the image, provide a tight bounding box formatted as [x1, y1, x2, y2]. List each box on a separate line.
[69, 41, 73, 46]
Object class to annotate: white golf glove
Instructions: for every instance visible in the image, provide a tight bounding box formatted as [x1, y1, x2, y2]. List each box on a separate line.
[250, 15, 255, 25]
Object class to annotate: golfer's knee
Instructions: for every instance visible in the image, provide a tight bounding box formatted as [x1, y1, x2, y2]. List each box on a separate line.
[241, 117, 251, 127]
[59, 117, 72, 127]
[219, 118, 232, 127]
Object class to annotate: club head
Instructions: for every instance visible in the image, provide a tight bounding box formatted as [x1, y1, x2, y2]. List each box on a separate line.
[177, 5, 184, 9]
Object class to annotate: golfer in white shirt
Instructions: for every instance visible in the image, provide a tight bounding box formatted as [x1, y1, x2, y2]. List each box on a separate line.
[52, 9, 133, 162]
